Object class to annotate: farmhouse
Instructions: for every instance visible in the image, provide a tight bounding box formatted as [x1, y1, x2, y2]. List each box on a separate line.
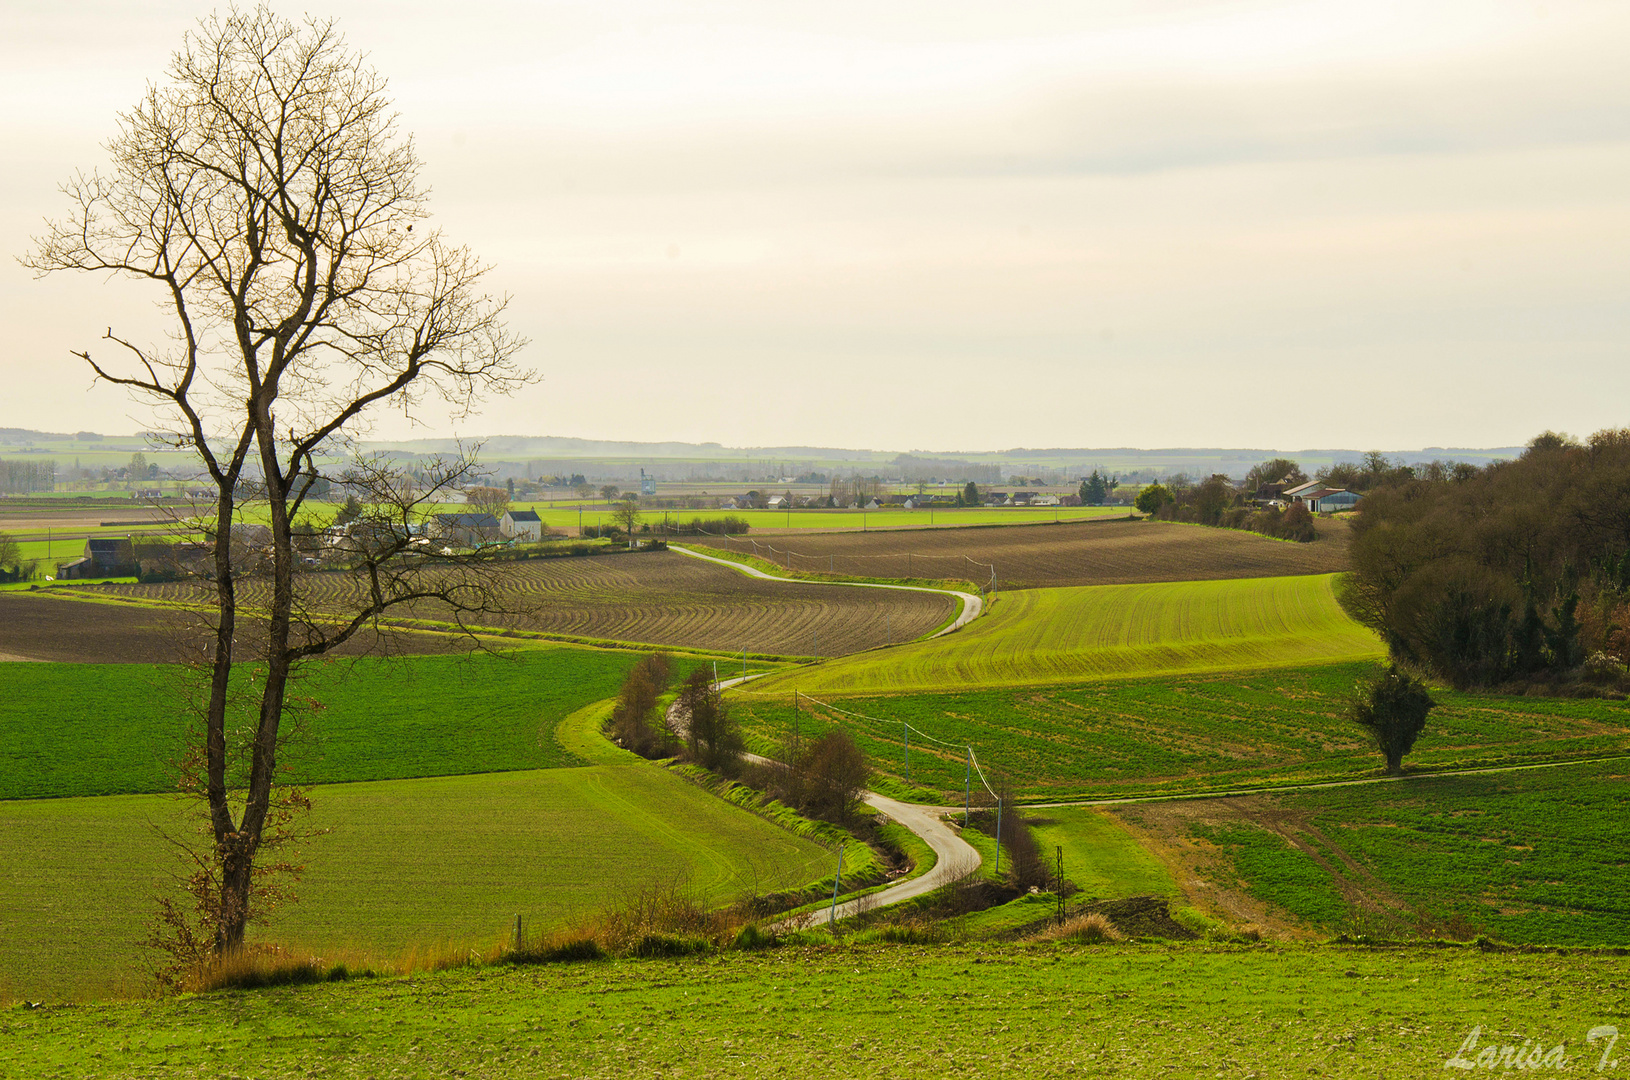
[501, 509, 544, 542]
[84, 536, 137, 576]
[429, 512, 502, 546]
[1299, 487, 1361, 512]
[1281, 480, 1324, 500]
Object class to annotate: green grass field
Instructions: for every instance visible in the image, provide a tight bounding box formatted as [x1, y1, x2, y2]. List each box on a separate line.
[5, 942, 1625, 1077]
[1168, 759, 1630, 946]
[0, 648, 676, 799]
[1028, 807, 1180, 899]
[0, 712, 839, 1001]
[752, 574, 1383, 696]
[735, 661, 1630, 800]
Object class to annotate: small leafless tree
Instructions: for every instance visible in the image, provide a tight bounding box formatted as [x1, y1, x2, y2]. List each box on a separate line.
[612, 496, 643, 541]
[24, 7, 531, 960]
[464, 485, 510, 522]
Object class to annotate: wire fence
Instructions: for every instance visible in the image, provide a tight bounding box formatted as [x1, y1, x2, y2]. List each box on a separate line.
[734, 686, 1000, 802]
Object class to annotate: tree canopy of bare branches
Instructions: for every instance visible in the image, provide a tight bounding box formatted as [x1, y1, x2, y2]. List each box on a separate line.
[24, 7, 531, 960]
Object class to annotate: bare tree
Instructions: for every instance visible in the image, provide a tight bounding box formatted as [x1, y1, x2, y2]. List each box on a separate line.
[464, 484, 510, 522]
[600, 484, 621, 505]
[611, 496, 643, 542]
[24, 8, 530, 959]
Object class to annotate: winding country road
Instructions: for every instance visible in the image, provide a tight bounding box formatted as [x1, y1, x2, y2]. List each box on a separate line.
[671, 543, 1630, 927]
[669, 543, 984, 636]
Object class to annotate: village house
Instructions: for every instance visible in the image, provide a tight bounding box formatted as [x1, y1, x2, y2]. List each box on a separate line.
[501, 509, 544, 542]
[429, 512, 502, 546]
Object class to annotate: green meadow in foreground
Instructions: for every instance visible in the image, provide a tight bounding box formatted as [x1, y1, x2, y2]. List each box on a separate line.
[1149, 758, 1630, 946]
[5, 943, 1627, 1078]
[0, 647, 668, 799]
[733, 661, 1630, 800]
[754, 573, 1383, 696]
[0, 705, 839, 1002]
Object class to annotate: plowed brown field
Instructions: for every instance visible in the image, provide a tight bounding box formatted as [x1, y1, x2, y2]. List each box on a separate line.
[0, 592, 479, 663]
[686, 517, 1349, 589]
[78, 550, 953, 657]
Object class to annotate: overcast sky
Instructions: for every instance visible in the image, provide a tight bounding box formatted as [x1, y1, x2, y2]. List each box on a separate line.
[3, 1, 1627, 452]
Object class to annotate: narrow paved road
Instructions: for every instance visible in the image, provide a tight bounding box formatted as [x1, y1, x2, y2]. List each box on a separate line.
[670, 543, 984, 636]
[776, 789, 981, 930]
[670, 673, 984, 928]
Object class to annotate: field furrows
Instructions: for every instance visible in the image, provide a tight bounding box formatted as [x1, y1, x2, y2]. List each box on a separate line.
[0, 592, 479, 663]
[757, 573, 1382, 694]
[687, 516, 1349, 588]
[81, 551, 954, 656]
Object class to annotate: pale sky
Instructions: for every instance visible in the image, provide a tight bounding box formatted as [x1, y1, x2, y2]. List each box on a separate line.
[4, 1, 1627, 451]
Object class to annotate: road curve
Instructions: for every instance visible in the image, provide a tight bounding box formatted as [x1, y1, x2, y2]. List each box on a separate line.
[671, 674, 984, 928]
[669, 543, 983, 637]
[777, 789, 981, 930]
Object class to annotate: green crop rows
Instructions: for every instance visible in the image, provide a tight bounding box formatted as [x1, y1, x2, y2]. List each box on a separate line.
[733, 661, 1630, 801]
[0, 647, 663, 800]
[0, 751, 838, 1001]
[755, 573, 1384, 696]
[1212, 760, 1630, 945]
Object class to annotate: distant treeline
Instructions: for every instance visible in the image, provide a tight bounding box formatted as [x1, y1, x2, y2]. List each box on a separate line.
[1345, 430, 1630, 690]
[0, 458, 56, 494]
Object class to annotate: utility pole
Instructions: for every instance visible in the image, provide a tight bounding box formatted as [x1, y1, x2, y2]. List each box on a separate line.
[1056, 847, 1066, 925]
[829, 847, 845, 930]
[994, 797, 1004, 876]
[963, 750, 971, 827]
[903, 721, 910, 782]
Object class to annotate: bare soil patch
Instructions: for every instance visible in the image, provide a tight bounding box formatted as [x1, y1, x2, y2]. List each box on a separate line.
[688, 517, 1349, 589]
[1108, 794, 1407, 939]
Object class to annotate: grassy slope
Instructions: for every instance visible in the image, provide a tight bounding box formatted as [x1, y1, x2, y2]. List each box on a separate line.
[0, 648, 657, 799]
[5, 943, 1626, 1077]
[1171, 759, 1630, 946]
[0, 703, 838, 1001]
[736, 661, 1630, 801]
[754, 573, 1383, 696]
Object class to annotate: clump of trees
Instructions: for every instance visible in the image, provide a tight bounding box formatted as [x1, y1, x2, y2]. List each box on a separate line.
[645, 515, 750, 537]
[1143, 469, 1317, 542]
[0, 458, 56, 494]
[1078, 470, 1118, 505]
[753, 728, 871, 827]
[1348, 666, 1436, 774]
[608, 653, 675, 758]
[1134, 482, 1173, 515]
[0, 531, 28, 583]
[676, 669, 745, 776]
[1346, 430, 1630, 691]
